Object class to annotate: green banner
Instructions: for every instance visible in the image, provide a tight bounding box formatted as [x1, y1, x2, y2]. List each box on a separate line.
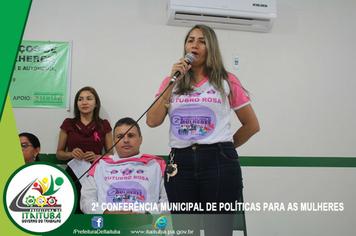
[9, 41, 71, 109]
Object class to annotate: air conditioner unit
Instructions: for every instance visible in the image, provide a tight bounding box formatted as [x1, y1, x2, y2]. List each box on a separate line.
[166, 0, 277, 33]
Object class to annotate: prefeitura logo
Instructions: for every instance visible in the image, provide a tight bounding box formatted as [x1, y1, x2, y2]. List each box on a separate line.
[4, 162, 75, 234]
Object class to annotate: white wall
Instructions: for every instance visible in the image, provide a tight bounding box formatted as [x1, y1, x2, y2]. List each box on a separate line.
[14, 0, 356, 157]
[12, 1, 356, 235]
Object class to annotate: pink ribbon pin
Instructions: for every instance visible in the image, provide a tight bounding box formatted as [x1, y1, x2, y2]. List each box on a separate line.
[94, 132, 101, 141]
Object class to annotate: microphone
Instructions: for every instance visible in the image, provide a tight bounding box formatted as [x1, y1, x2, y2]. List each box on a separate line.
[77, 55, 195, 183]
[170, 53, 195, 84]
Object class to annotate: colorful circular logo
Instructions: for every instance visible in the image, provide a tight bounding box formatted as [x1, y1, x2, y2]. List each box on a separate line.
[3, 162, 76, 234]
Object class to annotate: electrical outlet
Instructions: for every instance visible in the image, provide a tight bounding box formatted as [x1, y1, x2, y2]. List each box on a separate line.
[233, 54, 239, 70]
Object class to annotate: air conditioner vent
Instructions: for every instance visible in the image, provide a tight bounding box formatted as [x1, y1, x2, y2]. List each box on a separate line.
[166, 0, 277, 33]
[174, 12, 270, 28]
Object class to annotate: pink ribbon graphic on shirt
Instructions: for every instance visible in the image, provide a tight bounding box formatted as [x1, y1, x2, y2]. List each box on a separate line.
[121, 168, 133, 176]
[94, 132, 101, 141]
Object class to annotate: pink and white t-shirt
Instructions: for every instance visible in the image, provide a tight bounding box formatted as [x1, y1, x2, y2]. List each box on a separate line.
[81, 154, 167, 214]
[156, 73, 250, 148]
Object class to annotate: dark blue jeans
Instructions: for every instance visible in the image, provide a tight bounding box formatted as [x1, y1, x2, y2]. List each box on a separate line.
[164, 142, 243, 236]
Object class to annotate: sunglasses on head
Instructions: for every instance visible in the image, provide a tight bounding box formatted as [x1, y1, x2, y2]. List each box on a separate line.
[21, 142, 33, 149]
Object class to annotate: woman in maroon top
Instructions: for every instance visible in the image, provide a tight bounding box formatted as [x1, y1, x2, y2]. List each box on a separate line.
[56, 86, 114, 213]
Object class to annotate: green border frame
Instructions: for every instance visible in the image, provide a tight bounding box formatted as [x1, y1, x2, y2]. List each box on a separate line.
[39, 154, 356, 168]
[0, 0, 32, 121]
[238, 156, 356, 167]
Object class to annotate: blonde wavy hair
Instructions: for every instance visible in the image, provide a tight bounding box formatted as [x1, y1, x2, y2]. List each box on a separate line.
[176, 24, 248, 100]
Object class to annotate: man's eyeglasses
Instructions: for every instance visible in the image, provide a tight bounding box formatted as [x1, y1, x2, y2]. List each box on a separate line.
[21, 142, 33, 149]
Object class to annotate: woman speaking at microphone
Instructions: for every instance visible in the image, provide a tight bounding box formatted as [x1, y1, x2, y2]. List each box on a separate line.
[56, 86, 113, 214]
[147, 24, 260, 235]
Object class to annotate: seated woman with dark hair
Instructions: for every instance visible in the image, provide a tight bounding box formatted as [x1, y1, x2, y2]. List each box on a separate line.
[19, 132, 41, 164]
[56, 86, 114, 214]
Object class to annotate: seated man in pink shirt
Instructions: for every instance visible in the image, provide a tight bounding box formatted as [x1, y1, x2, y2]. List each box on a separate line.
[80, 117, 168, 214]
